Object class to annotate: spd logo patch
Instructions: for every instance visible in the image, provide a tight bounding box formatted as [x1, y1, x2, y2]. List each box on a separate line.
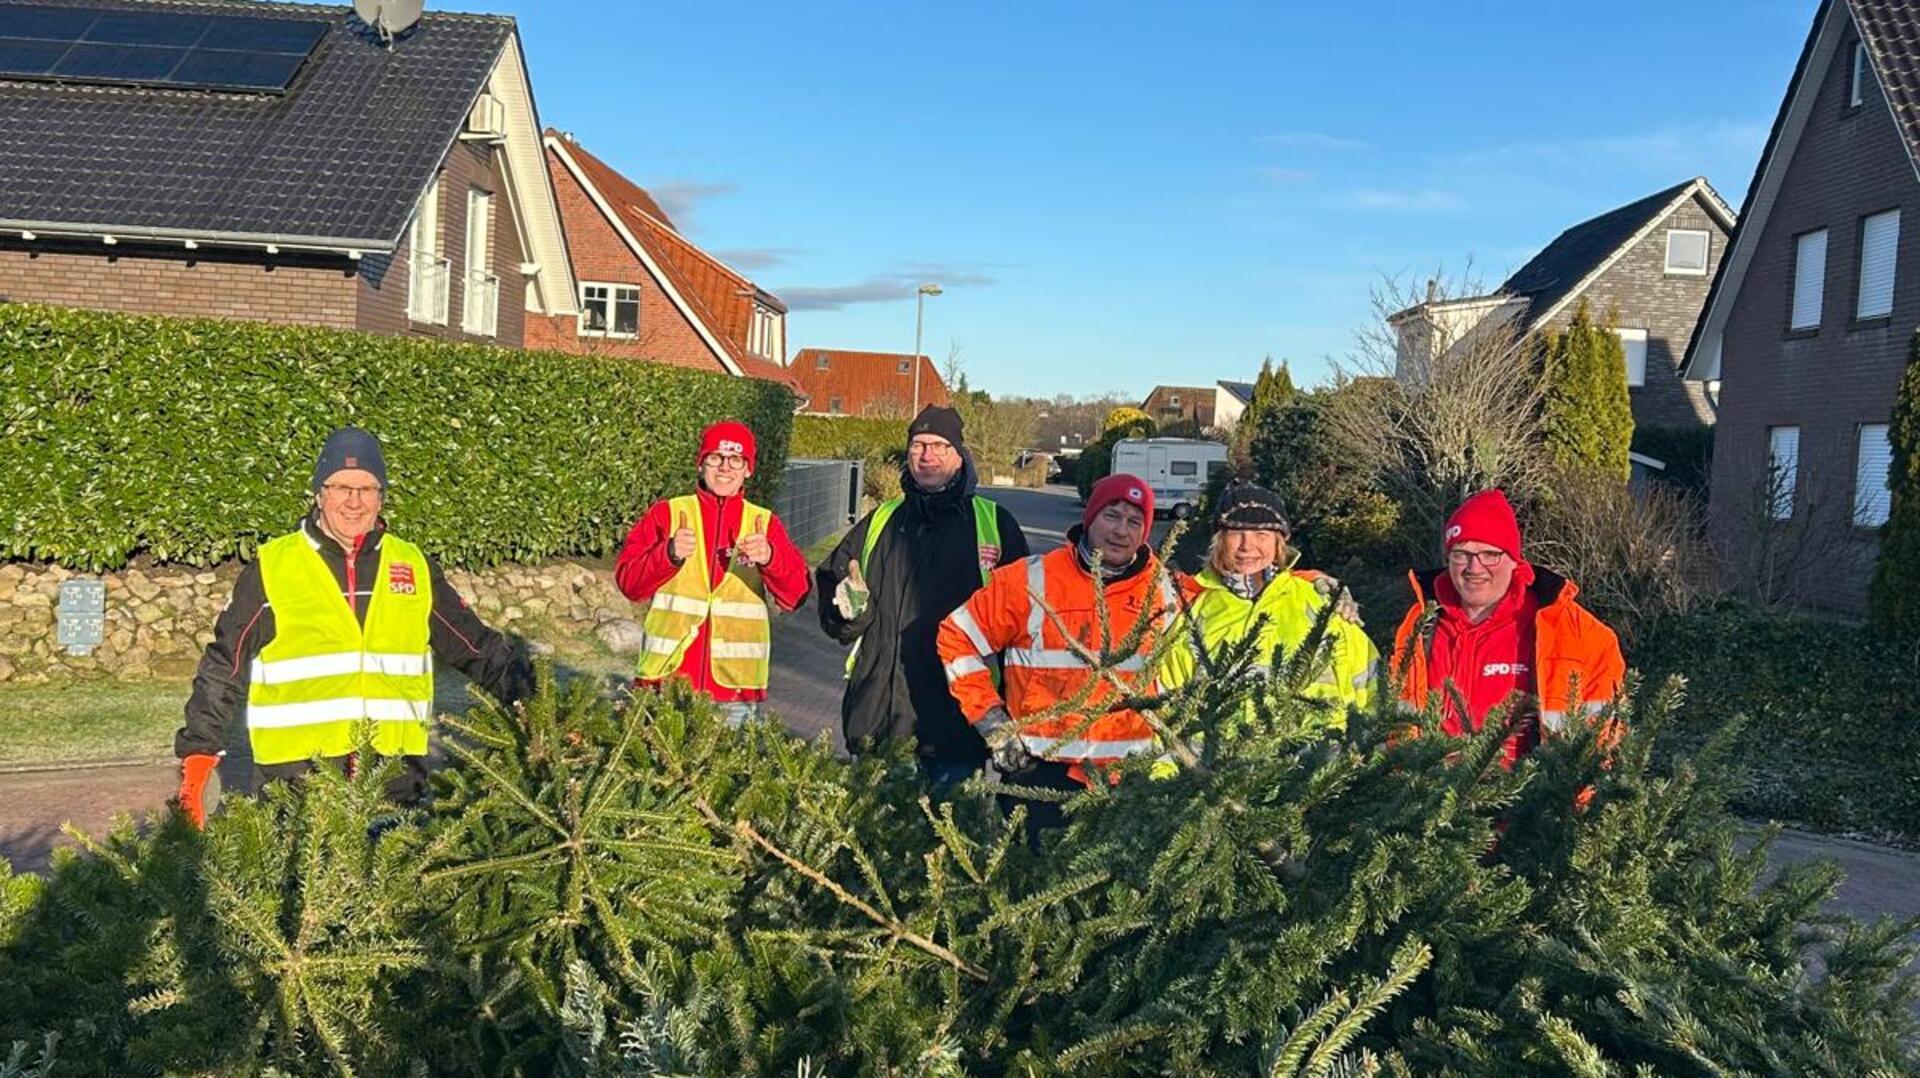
[388, 561, 418, 595]
[977, 544, 1000, 572]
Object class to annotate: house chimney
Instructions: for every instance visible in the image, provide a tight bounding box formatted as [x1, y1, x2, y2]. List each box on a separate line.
[1425, 277, 1438, 304]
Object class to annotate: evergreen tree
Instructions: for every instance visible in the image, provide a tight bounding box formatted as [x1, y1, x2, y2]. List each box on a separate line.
[1870, 328, 1920, 637]
[1540, 301, 1635, 483]
[1078, 407, 1158, 499]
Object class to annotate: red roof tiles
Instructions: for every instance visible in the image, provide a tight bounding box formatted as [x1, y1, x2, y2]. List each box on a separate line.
[788, 349, 951, 417]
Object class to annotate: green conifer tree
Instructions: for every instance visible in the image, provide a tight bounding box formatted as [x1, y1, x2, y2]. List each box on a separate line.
[1541, 301, 1636, 483]
[1869, 329, 1920, 637]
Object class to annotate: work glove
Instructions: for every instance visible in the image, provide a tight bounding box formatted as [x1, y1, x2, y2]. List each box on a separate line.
[832, 560, 870, 619]
[974, 705, 1036, 775]
[177, 753, 221, 829]
[1311, 574, 1363, 627]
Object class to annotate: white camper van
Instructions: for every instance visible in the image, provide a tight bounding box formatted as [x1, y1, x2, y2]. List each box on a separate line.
[1109, 437, 1228, 519]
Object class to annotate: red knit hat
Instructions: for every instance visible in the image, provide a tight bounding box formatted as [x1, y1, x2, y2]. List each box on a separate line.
[1443, 489, 1522, 560]
[1084, 473, 1155, 530]
[697, 420, 757, 471]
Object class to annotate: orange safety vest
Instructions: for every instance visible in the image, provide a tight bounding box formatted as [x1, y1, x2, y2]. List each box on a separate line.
[1389, 566, 1625, 743]
[937, 545, 1181, 769]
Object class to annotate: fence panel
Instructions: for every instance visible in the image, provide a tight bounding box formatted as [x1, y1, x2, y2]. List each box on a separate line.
[777, 458, 864, 551]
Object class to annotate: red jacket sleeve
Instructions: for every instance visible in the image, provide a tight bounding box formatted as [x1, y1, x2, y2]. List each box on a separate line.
[758, 514, 811, 613]
[614, 500, 679, 603]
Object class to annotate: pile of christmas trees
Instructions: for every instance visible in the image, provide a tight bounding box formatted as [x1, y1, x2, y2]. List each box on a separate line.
[1, 614, 1916, 1075]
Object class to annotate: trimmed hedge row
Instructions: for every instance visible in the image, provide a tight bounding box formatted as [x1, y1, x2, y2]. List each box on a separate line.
[790, 414, 905, 501]
[0, 304, 795, 570]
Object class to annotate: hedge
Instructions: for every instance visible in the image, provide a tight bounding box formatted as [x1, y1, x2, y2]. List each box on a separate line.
[0, 304, 795, 571]
[790, 414, 904, 501]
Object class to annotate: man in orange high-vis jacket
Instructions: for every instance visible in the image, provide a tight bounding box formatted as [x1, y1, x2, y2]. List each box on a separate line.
[937, 473, 1181, 834]
[1389, 489, 1625, 769]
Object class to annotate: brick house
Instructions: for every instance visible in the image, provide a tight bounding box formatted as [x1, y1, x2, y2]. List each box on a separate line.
[0, 0, 578, 345]
[1141, 385, 1218, 428]
[788, 349, 948, 417]
[1392, 178, 1736, 469]
[533, 131, 799, 392]
[1685, 0, 1917, 614]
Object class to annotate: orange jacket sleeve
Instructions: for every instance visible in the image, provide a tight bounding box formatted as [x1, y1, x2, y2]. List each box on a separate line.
[936, 558, 1032, 723]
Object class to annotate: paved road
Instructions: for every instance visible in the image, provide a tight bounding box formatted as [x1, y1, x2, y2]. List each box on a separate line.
[7, 484, 1919, 932]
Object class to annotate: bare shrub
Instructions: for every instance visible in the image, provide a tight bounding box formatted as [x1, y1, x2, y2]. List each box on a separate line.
[1528, 474, 1713, 646]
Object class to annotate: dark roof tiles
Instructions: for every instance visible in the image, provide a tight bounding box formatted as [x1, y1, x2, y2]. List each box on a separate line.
[1498, 179, 1702, 324]
[0, 0, 510, 246]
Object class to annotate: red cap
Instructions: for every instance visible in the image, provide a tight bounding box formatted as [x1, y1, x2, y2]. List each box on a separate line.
[1443, 489, 1522, 560]
[697, 420, 757, 471]
[1084, 473, 1154, 530]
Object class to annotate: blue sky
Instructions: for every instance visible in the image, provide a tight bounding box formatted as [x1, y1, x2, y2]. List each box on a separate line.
[438, 0, 1816, 397]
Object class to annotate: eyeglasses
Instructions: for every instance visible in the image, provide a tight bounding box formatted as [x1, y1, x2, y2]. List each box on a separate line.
[909, 440, 956, 458]
[321, 482, 383, 501]
[702, 453, 749, 471]
[1446, 548, 1509, 569]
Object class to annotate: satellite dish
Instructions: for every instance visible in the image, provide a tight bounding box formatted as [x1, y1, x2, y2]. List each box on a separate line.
[353, 0, 424, 46]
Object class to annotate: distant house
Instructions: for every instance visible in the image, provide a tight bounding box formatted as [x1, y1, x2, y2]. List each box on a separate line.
[789, 349, 948, 417]
[1141, 385, 1218, 428]
[0, 0, 578, 346]
[1685, 0, 1916, 614]
[1392, 177, 1737, 462]
[1213, 381, 1256, 430]
[533, 131, 798, 392]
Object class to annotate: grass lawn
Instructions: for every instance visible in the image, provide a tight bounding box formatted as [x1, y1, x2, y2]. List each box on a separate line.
[0, 678, 189, 767]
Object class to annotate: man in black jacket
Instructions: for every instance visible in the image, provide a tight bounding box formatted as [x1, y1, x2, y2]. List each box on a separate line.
[816, 405, 1028, 791]
[173, 428, 533, 821]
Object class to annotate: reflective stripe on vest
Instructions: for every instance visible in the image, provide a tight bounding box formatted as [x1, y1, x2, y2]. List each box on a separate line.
[635, 495, 773, 690]
[844, 493, 1003, 677]
[246, 531, 434, 766]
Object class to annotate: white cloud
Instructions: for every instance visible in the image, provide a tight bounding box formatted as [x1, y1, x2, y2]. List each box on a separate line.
[1257, 132, 1370, 151]
[1340, 188, 1468, 213]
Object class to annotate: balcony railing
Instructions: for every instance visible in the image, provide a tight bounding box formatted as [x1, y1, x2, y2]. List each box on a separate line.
[407, 255, 450, 325]
[463, 270, 499, 337]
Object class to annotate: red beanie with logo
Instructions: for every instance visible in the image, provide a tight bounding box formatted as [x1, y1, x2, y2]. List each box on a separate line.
[697, 420, 757, 471]
[1443, 489, 1522, 561]
[1084, 473, 1155, 530]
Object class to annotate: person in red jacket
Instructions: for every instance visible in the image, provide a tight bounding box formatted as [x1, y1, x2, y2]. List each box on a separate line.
[1389, 489, 1625, 768]
[615, 421, 809, 725]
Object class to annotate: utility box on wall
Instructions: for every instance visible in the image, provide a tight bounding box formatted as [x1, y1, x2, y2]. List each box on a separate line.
[56, 578, 106, 656]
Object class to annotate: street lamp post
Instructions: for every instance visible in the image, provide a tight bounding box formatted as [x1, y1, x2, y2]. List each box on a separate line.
[911, 282, 942, 414]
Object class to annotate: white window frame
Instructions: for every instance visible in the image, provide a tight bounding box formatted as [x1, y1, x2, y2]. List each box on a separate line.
[1616, 327, 1649, 388]
[406, 175, 448, 326]
[1768, 425, 1801, 521]
[1851, 41, 1872, 108]
[462, 188, 499, 337]
[747, 305, 779, 359]
[577, 282, 641, 338]
[1856, 208, 1900, 320]
[1854, 423, 1893, 526]
[815, 354, 830, 370]
[1664, 229, 1710, 276]
[1791, 228, 1827, 331]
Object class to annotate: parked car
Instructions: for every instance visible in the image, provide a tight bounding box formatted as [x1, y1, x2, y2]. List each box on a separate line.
[1110, 437, 1227, 518]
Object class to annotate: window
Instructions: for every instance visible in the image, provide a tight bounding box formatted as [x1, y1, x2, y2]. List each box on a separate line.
[816, 353, 830, 370]
[462, 188, 498, 336]
[1767, 426, 1800, 520]
[1616, 327, 1649, 387]
[829, 397, 843, 414]
[1856, 209, 1900, 320]
[1791, 229, 1827, 330]
[1206, 460, 1228, 478]
[747, 305, 780, 359]
[1855, 423, 1893, 526]
[406, 175, 448, 325]
[1851, 41, 1871, 108]
[897, 359, 911, 374]
[1170, 460, 1198, 477]
[578, 283, 640, 337]
[1665, 229, 1710, 275]
[1169, 393, 1182, 407]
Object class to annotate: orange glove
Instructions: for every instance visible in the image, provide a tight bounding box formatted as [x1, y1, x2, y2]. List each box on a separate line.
[178, 754, 220, 829]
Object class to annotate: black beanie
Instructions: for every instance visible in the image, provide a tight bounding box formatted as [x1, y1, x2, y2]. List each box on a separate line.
[906, 404, 965, 450]
[1215, 482, 1291, 535]
[312, 427, 389, 492]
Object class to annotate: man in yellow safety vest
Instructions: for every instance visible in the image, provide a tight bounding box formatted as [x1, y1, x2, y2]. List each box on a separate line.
[615, 420, 810, 725]
[173, 427, 533, 826]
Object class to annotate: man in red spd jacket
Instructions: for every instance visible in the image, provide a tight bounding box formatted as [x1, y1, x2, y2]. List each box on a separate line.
[615, 421, 810, 725]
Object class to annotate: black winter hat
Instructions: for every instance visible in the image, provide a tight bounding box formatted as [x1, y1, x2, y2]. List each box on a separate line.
[906, 404, 965, 450]
[312, 427, 389, 492]
[1215, 482, 1291, 535]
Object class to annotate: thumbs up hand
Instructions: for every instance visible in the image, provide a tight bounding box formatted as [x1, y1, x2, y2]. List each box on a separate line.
[670, 512, 698, 565]
[735, 516, 773, 567]
[833, 559, 870, 619]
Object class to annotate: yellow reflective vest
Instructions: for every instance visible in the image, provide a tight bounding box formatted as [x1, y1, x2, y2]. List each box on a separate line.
[1160, 566, 1378, 728]
[635, 494, 774, 690]
[246, 531, 434, 765]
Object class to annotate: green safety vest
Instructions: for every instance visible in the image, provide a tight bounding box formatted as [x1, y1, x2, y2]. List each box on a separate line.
[634, 495, 774, 689]
[844, 494, 1001, 676]
[246, 531, 434, 766]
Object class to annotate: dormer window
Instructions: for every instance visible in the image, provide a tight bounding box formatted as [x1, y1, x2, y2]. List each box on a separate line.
[897, 359, 911, 374]
[747, 304, 781, 359]
[815, 353, 830, 370]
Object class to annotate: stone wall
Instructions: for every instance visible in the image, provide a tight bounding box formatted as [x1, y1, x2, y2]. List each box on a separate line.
[0, 558, 640, 684]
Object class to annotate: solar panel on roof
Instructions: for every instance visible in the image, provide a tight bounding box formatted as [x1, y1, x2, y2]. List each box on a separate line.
[0, 5, 328, 94]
